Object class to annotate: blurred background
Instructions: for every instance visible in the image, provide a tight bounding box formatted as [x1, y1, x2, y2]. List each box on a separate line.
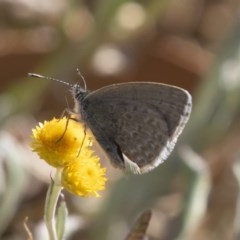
[1, 0, 240, 239]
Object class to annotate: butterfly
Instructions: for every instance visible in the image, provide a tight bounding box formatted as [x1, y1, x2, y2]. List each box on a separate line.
[29, 72, 192, 174]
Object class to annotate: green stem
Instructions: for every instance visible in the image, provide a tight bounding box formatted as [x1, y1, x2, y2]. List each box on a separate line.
[44, 169, 63, 240]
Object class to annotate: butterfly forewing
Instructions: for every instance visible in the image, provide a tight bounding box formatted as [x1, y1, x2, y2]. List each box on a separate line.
[80, 82, 192, 173]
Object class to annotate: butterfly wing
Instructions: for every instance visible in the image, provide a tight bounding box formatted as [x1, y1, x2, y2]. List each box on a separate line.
[80, 82, 192, 174]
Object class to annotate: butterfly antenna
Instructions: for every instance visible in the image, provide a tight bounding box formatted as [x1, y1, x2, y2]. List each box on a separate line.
[76, 68, 87, 91]
[28, 73, 72, 87]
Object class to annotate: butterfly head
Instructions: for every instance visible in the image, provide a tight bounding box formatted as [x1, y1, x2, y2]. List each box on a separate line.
[71, 83, 88, 102]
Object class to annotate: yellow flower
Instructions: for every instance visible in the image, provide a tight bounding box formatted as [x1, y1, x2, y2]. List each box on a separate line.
[30, 117, 107, 197]
[62, 156, 107, 197]
[31, 117, 90, 167]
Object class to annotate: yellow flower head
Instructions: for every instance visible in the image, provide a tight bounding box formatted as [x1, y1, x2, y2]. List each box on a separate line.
[30, 117, 107, 197]
[62, 156, 107, 197]
[31, 117, 90, 167]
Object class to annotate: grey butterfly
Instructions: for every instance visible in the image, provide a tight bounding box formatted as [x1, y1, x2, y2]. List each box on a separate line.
[29, 73, 192, 174]
[72, 82, 192, 174]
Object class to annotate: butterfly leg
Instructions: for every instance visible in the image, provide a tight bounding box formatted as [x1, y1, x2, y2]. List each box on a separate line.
[77, 124, 87, 157]
[56, 108, 78, 142]
[57, 94, 75, 121]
